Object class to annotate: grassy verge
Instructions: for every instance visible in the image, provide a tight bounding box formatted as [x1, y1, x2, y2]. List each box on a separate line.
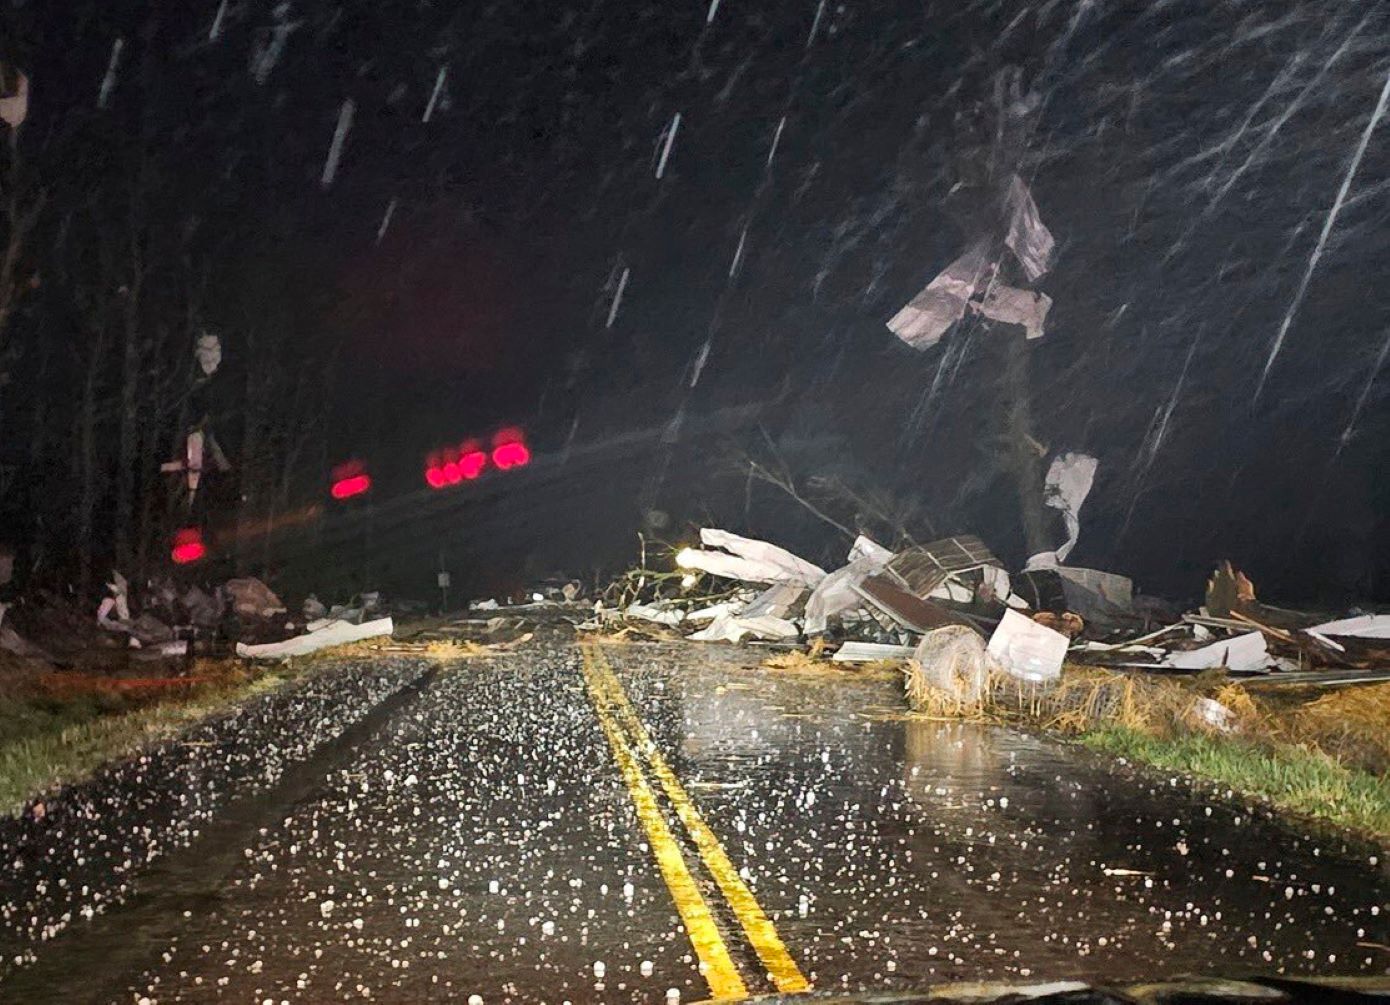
[0, 663, 298, 818]
[1079, 726, 1390, 840]
[904, 655, 1390, 844]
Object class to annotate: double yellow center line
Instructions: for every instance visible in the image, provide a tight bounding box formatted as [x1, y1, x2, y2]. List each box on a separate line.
[579, 642, 810, 1000]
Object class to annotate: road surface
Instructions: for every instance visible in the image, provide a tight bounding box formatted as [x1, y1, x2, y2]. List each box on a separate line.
[6, 638, 1388, 1002]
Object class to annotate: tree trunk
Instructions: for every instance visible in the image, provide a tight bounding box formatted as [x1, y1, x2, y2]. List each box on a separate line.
[1002, 330, 1049, 558]
[78, 353, 101, 598]
[113, 261, 142, 571]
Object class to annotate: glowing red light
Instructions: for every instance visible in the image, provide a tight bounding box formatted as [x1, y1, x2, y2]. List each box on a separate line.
[492, 441, 530, 469]
[330, 473, 371, 499]
[459, 450, 488, 479]
[171, 528, 206, 565]
[425, 466, 446, 488]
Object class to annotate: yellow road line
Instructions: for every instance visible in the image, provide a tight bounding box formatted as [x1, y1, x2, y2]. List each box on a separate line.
[579, 649, 749, 1000]
[585, 644, 812, 995]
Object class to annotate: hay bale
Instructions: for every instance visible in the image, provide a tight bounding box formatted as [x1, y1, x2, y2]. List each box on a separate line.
[905, 627, 999, 716]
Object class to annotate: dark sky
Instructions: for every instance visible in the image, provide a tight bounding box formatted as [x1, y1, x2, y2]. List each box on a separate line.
[5, 0, 1390, 601]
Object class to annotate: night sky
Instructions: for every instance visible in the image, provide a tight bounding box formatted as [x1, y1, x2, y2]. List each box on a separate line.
[3, 0, 1389, 601]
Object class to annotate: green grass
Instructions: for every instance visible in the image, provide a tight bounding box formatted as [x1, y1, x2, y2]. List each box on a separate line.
[1080, 726, 1390, 841]
[0, 669, 296, 818]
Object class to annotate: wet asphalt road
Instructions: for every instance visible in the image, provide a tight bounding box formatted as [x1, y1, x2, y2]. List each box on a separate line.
[7, 638, 1389, 1003]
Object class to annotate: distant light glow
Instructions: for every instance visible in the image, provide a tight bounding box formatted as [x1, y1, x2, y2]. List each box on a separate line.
[459, 449, 488, 479]
[425, 466, 446, 489]
[172, 528, 206, 565]
[676, 547, 699, 569]
[330, 473, 371, 499]
[492, 441, 530, 469]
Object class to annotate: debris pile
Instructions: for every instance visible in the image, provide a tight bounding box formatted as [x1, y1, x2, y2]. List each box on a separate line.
[599, 513, 1390, 702]
[0, 572, 402, 673]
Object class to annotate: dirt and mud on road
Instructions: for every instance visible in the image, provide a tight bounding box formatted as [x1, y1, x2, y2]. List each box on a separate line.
[2, 637, 1387, 1003]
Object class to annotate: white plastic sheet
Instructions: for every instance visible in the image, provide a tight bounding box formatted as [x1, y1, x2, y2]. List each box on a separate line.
[194, 332, 222, 376]
[886, 243, 993, 351]
[97, 571, 131, 629]
[740, 583, 804, 619]
[987, 609, 1068, 683]
[1004, 174, 1056, 281]
[237, 616, 393, 659]
[1, 69, 29, 129]
[1306, 614, 1390, 639]
[687, 612, 799, 643]
[1026, 452, 1099, 569]
[1162, 631, 1269, 673]
[677, 528, 826, 587]
[624, 603, 685, 627]
[974, 283, 1051, 340]
[832, 641, 913, 663]
[804, 535, 894, 634]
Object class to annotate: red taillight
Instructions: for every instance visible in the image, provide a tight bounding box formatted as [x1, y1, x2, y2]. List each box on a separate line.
[330, 461, 371, 500]
[330, 473, 371, 499]
[172, 528, 205, 565]
[492, 441, 530, 469]
[459, 449, 488, 479]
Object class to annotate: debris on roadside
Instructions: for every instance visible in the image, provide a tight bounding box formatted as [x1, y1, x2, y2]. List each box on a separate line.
[987, 609, 1068, 683]
[676, 528, 826, 586]
[224, 577, 287, 621]
[593, 524, 1387, 694]
[907, 626, 997, 709]
[831, 641, 914, 664]
[235, 616, 394, 659]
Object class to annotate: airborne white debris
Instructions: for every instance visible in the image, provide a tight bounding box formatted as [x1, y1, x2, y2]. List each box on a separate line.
[973, 282, 1052, 340]
[0, 68, 29, 129]
[194, 332, 222, 377]
[886, 242, 993, 350]
[1003, 175, 1056, 281]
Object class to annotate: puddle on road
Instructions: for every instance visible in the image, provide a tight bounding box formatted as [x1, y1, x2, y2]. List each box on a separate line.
[615, 647, 1390, 991]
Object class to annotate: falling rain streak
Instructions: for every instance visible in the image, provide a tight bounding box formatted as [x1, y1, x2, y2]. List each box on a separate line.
[655, 112, 681, 180]
[97, 38, 123, 109]
[606, 267, 631, 329]
[321, 98, 355, 188]
[423, 65, 447, 123]
[1255, 64, 1390, 400]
